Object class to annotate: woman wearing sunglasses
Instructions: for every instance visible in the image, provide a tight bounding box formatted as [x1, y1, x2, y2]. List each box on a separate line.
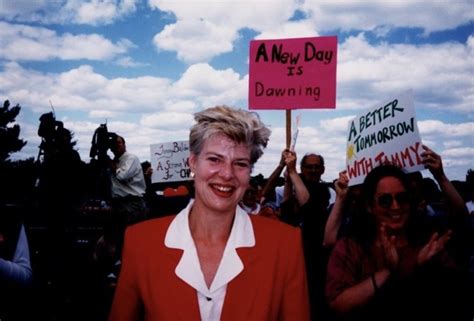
[325, 158, 470, 321]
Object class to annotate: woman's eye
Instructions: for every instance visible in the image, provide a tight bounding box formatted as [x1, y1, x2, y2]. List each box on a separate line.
[208, 157, 219, 163]
[235, 162, 250, 168]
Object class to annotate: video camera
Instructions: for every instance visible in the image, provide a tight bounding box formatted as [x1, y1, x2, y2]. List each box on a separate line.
[38, 112, 64, 142]
[37, 112, 65, 161]
[89, 123, 117, 161]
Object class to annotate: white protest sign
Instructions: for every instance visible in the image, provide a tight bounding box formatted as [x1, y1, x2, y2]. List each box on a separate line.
[150, 140, 191, 183]
[346, 90, 424, 186]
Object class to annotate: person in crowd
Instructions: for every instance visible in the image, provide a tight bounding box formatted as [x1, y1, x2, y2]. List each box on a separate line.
[326, 161, 471, 321]
[278, 149, 333, 321]
[239, 178, 280, 220]
[36, 125, 84, 305]
[140, 160, 159, 218]
[108, 135, 147, 243]
[323, 171, 363, 248]
[325, 146, 470, 249]
[260, 150, 287, 208]
[99, 135, 148, 283]
[109, 135, 147, 227]
[239, 178, 261, 215]
[109, 106, 310, 321]
[0, 204, 33, 321]
[278, 151, 333, 225]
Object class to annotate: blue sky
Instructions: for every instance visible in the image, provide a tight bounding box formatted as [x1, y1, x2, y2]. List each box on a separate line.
[1, 0, 473, 182]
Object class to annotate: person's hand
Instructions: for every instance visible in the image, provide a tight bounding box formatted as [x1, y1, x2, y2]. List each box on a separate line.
[380, 224, 399, 271]
[335, 171, 349, 200]
[144, 166, 153, 178]
[421, 145, 444, 179]
[417, 230, 452, 266]
[283, 149, 297, 174]
[279, 149, 287, 168]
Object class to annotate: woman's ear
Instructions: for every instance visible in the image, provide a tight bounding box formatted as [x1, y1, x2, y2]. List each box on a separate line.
[189, 153, 197, 173]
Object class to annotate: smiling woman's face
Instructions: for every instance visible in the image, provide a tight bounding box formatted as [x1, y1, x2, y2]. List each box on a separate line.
[190, 133, 251, 215]
[371, 176, 410, 232]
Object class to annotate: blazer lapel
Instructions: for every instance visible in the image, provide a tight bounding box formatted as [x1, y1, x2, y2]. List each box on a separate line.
[161, 247, 202, 321]
[220, 246, 261, 321]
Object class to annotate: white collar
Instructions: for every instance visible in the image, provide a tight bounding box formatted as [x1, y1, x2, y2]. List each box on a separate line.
[165, 199, 255, 294]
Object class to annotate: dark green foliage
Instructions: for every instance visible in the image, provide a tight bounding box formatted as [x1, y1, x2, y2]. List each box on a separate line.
[0, 100, 27, 162]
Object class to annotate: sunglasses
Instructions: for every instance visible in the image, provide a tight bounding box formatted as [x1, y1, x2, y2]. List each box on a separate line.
[376, 192, 410, 209]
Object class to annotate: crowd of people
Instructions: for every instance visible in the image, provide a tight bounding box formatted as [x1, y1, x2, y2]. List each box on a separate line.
[1, 105, 473, 321]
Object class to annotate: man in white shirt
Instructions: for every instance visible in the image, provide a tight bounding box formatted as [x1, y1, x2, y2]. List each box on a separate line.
[109, 135, 147, 225]
[106, 135, 147, 270]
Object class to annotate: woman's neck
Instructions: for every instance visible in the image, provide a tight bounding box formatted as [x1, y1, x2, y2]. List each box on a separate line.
[188, 203, 235, 244]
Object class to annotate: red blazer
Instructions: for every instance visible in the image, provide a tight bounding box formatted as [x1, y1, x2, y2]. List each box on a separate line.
[109, 215, 310, 321]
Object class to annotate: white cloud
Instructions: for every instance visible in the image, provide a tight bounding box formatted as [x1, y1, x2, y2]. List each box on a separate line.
[251, 19, 318, 40]
[116, 56, 148, 67]
[0, 62, 247, 117]
[337, 34, 474, 112]
[171, 63, 247, 107]
[0, 22, 132, 61]
[150, 0, 297, 63]
[149, 0, 474, 63]
[153, 19, 238, 63]
[162, 100, 197, 112]
[419, 120, 474, 137]
[319, 115, 355, 135]
[442, 147, 474, 158]
[0, 62, 172, 115]
[302, 0, 474, 34]
[149, 0, 296, 30]
[443, 140, 463, 149]
[0, 0, 138, 25]
[140, 111, 194, 129]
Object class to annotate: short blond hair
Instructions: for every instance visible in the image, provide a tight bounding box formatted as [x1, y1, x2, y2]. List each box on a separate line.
[189, 105, 271, 165]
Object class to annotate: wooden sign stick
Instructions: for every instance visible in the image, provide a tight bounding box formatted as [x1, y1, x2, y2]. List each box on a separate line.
[286, 109, 291, 149]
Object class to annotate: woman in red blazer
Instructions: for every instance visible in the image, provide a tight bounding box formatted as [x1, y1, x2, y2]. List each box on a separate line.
[109, 106, 310, 321]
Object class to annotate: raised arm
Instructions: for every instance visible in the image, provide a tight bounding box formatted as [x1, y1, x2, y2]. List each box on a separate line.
[323, 172, 349, 248]
[421, 145, 468, 216]
[261, 149, 286, 203]
[284, 150, 310, 206]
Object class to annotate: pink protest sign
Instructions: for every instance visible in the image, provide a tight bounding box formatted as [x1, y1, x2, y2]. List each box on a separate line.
[249, 36, 337, 110]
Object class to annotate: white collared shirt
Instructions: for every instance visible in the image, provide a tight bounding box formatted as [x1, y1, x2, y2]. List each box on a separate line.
[164, 200, 255, 321]
[111, 151, 146, 198]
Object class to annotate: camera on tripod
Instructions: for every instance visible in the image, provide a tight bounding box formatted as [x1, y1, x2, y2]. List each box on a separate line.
[38, 112, 64, 141]
[37, 112, 68, 161]
[89, 123, 118, 162]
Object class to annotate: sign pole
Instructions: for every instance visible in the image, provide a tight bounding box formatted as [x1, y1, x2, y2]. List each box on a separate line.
[286, 109, 291, 149]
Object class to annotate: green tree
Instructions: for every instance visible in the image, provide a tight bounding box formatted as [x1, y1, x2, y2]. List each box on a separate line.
[0, 100, 27, 162]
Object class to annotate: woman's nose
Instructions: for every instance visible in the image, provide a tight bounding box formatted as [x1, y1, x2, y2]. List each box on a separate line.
[219, 162, 234, 179]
